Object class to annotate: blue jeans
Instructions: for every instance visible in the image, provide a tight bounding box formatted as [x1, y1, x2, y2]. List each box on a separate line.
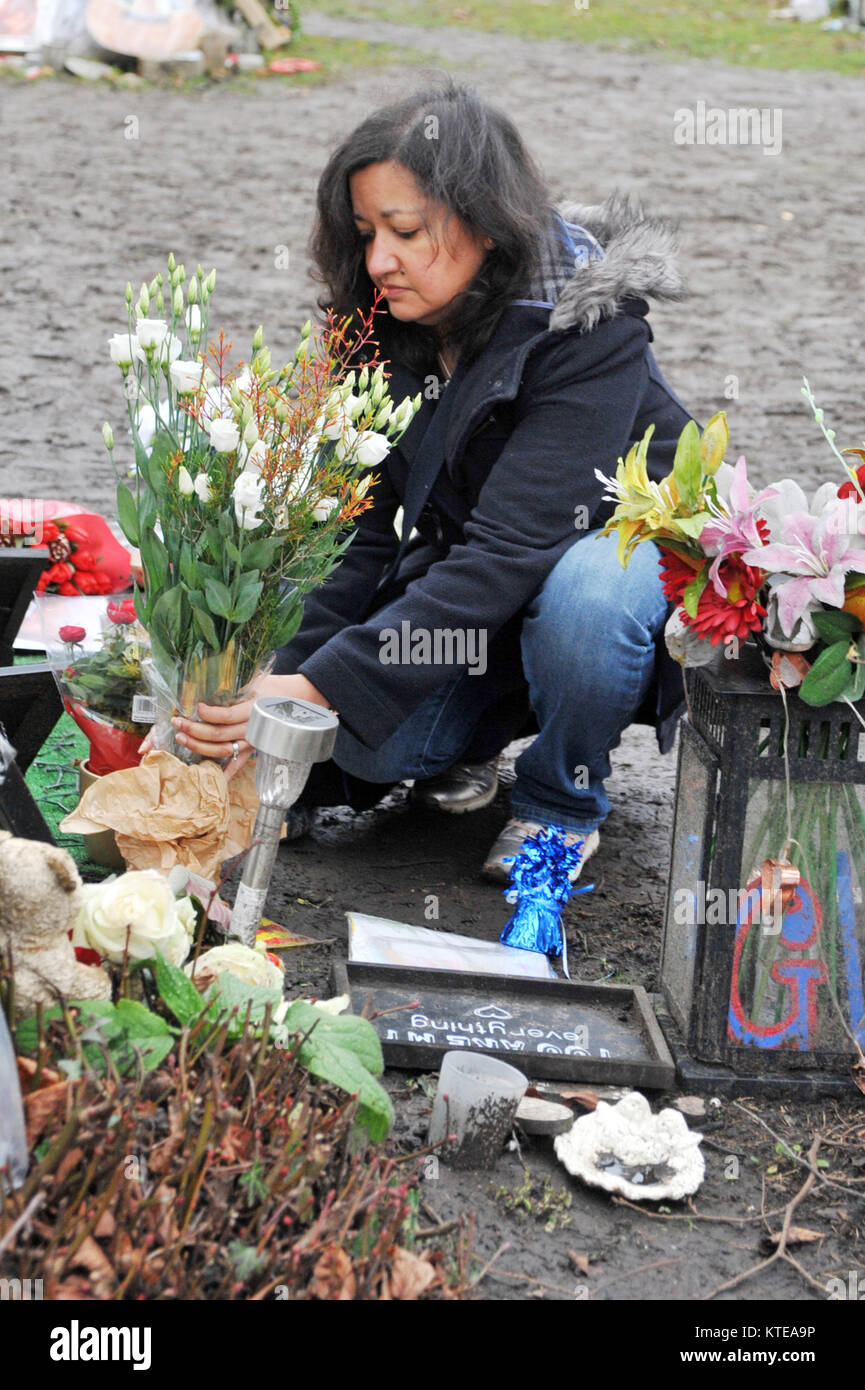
[322, 529, 668, 833]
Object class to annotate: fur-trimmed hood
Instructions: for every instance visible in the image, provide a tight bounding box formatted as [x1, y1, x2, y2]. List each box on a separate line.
[538, 192, 687, 335]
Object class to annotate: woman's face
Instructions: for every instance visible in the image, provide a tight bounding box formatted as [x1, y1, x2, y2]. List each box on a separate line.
[349, 161, 492, 328]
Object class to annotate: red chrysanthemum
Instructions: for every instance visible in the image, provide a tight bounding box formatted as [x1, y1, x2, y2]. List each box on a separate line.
[658, 548, 704, 604]
[687, 554, 767, 646]
[838, 461, 865, 500]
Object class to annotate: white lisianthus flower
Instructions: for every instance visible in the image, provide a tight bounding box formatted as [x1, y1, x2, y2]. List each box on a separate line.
[233, 469, 265, 530]
[185, 943, 283, 991]
[273, 502, 290, 529]
[354, 430, 391, 468]
[244, 440, 268, 476]
[136, 318, 169, 351]
[72, 870, 192, 966]
[170, 359, 204, 395]
[355, 472, 373, 499]
[208, 417, 241, 453]
[312, 497, 339, 522]
[186, 304, 202, 339]
[157, 333, 183, 367]
[335, 425, 359, 461]
[177, 465, 195, 497]
[175, 894, 198, 943]
[193, 472, 213, 504]
[108, 332, 144, 368]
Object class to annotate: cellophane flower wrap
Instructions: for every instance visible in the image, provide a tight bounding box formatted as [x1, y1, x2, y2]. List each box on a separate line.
[595, 381, 865, 707]
[105, 256, 421, 759]
[45, 599, 151, 775]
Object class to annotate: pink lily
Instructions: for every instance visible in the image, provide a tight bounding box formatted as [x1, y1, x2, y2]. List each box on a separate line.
[741, 504, 865, 638]
[700, 456, 779, 597]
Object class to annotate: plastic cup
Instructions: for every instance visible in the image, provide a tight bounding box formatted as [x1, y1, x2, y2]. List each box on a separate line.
[427, 1051, 528, 1169]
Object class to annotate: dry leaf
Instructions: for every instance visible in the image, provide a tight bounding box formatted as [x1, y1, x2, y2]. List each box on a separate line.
[219, 1124, 252, 1164]
[389, 1246, 437, 1300]
[852, 1061, 865, 1096]
[69, 1235, 117, 1297]
[93, 1209, 117, 1240]
[17, 1055, 61, 1090]
[309, 1245, 356, 1300]
[23, 1079, 70, 1146]
[568, 1250, 591, 1275]
[769, 1225, 824, 1248]
[55, 1146, 85, 1185]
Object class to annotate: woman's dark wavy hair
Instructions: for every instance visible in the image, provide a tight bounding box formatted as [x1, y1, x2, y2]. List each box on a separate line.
[311, 76, 555, 375]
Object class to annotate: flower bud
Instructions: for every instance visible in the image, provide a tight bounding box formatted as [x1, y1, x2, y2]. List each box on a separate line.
[155, 291, 164, 313]
[102, 421, 114, 451]
[358, 365, 369, 392]
[196, 262, 204, 280]
[125, 282, 133, 305]
[252, 324, 264, 352]
[187, 276, 199, 305]
[173, 285, 184, 316]
[138, 282, 150, 314]
[205, 269, 216, 293]
[300, 319, 311, 339]
[186, 304, 202, 340]
[176, 263, 185, 284]
[371, 376, 386, 407]
[167, 252, 176, 272]
[253, 347, 271, 376]
[177, 465, 195, 497]
[149, 277, 160, 297]
[373, 401, 393, 431]
[243, 419, 259, 447]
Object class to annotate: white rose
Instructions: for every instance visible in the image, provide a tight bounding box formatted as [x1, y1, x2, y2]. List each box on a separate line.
[208, 417, 241, 453]
[170, 359, 204, 395]
[185, 943, 283, 991]
[72, 870, 191, 966]
[354, 430, 391, 468]
[136, 318, 169, 351]
[193, 472, 213, 504]
[108, 332, 144, 367]
[177, 465, 195, 497]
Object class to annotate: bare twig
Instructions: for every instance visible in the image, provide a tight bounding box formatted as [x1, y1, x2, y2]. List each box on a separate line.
[611, 1195, 789, 1226]
[732, 1103, 865, 1201]
[0, 1192, 45, 1257]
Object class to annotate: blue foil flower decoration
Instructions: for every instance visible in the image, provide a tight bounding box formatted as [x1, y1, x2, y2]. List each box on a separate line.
[499, 825, 594, 976]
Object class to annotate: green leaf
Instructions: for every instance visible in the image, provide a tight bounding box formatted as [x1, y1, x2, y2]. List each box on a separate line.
[154, 950, 205, 1027]
[149, 586, 185, 660]
[204, 576, 234, 619]
[204, 974, 282, 1035]
[682, 566, 709, 619]
[139, 529, 171, 595]
[239, 536, 281, 570]
[673, 511, 712, 539]
[811, 608, 860, 644]
[116, 481, 140, 547]
[114, 998, 172, 1037]
[192, 606, 220, 648]
[672, 420, 702, 508]
[224, 537, 242, 565]
[282, 1001, 392, 1141]
[800, 639, 854, 706]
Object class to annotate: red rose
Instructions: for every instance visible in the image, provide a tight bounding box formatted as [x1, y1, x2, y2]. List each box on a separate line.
[45, 561, 74, 584]
[92, 572, 115, 594]
[36, 573, 50, 591]
[71, 548, 97, 571]
[41, 521, 60, 543]
[57, 582, 79, 596]
[59, 625, 87, 643]
[107, 598, 137, 624]
[73, 571, 99, 594]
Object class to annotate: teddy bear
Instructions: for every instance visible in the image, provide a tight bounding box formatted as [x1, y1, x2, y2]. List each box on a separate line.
[0, 832, 111, 1017]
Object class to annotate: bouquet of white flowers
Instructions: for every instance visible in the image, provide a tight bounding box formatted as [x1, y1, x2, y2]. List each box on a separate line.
[105, 255, 419, 758]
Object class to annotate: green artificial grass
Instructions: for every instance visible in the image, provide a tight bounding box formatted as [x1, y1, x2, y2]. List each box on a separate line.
[24, 711, 112, 879]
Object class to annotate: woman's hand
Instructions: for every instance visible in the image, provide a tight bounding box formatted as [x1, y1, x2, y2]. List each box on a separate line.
[139, 673, 333, 781]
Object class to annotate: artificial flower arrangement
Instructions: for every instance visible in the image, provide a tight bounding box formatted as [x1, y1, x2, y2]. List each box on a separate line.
[597, 382, 865, 708]
[0, 504, 131, 595]
[104, 254, 420, 757]
[48, 598, 151, 775]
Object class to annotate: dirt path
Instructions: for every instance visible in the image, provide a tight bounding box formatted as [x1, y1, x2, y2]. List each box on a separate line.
[2, 14, 864, 1302]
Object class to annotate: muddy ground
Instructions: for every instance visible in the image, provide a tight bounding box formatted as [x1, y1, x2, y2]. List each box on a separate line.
[3, 11, 865, 1305]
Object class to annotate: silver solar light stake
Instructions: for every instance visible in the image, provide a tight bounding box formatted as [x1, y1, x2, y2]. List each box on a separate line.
[229, 697, 338, 948]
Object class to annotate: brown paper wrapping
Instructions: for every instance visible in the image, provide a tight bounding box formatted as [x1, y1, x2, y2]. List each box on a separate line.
[60, 750, 260, 879]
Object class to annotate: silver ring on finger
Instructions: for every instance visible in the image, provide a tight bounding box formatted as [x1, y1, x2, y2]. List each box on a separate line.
[232, 741, 240, 761]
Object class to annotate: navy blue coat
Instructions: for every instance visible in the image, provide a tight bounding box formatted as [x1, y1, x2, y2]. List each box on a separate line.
[276, 196, 694, 756]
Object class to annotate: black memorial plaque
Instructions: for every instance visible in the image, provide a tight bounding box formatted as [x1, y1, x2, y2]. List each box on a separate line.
[332, 960, 675, 1088]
